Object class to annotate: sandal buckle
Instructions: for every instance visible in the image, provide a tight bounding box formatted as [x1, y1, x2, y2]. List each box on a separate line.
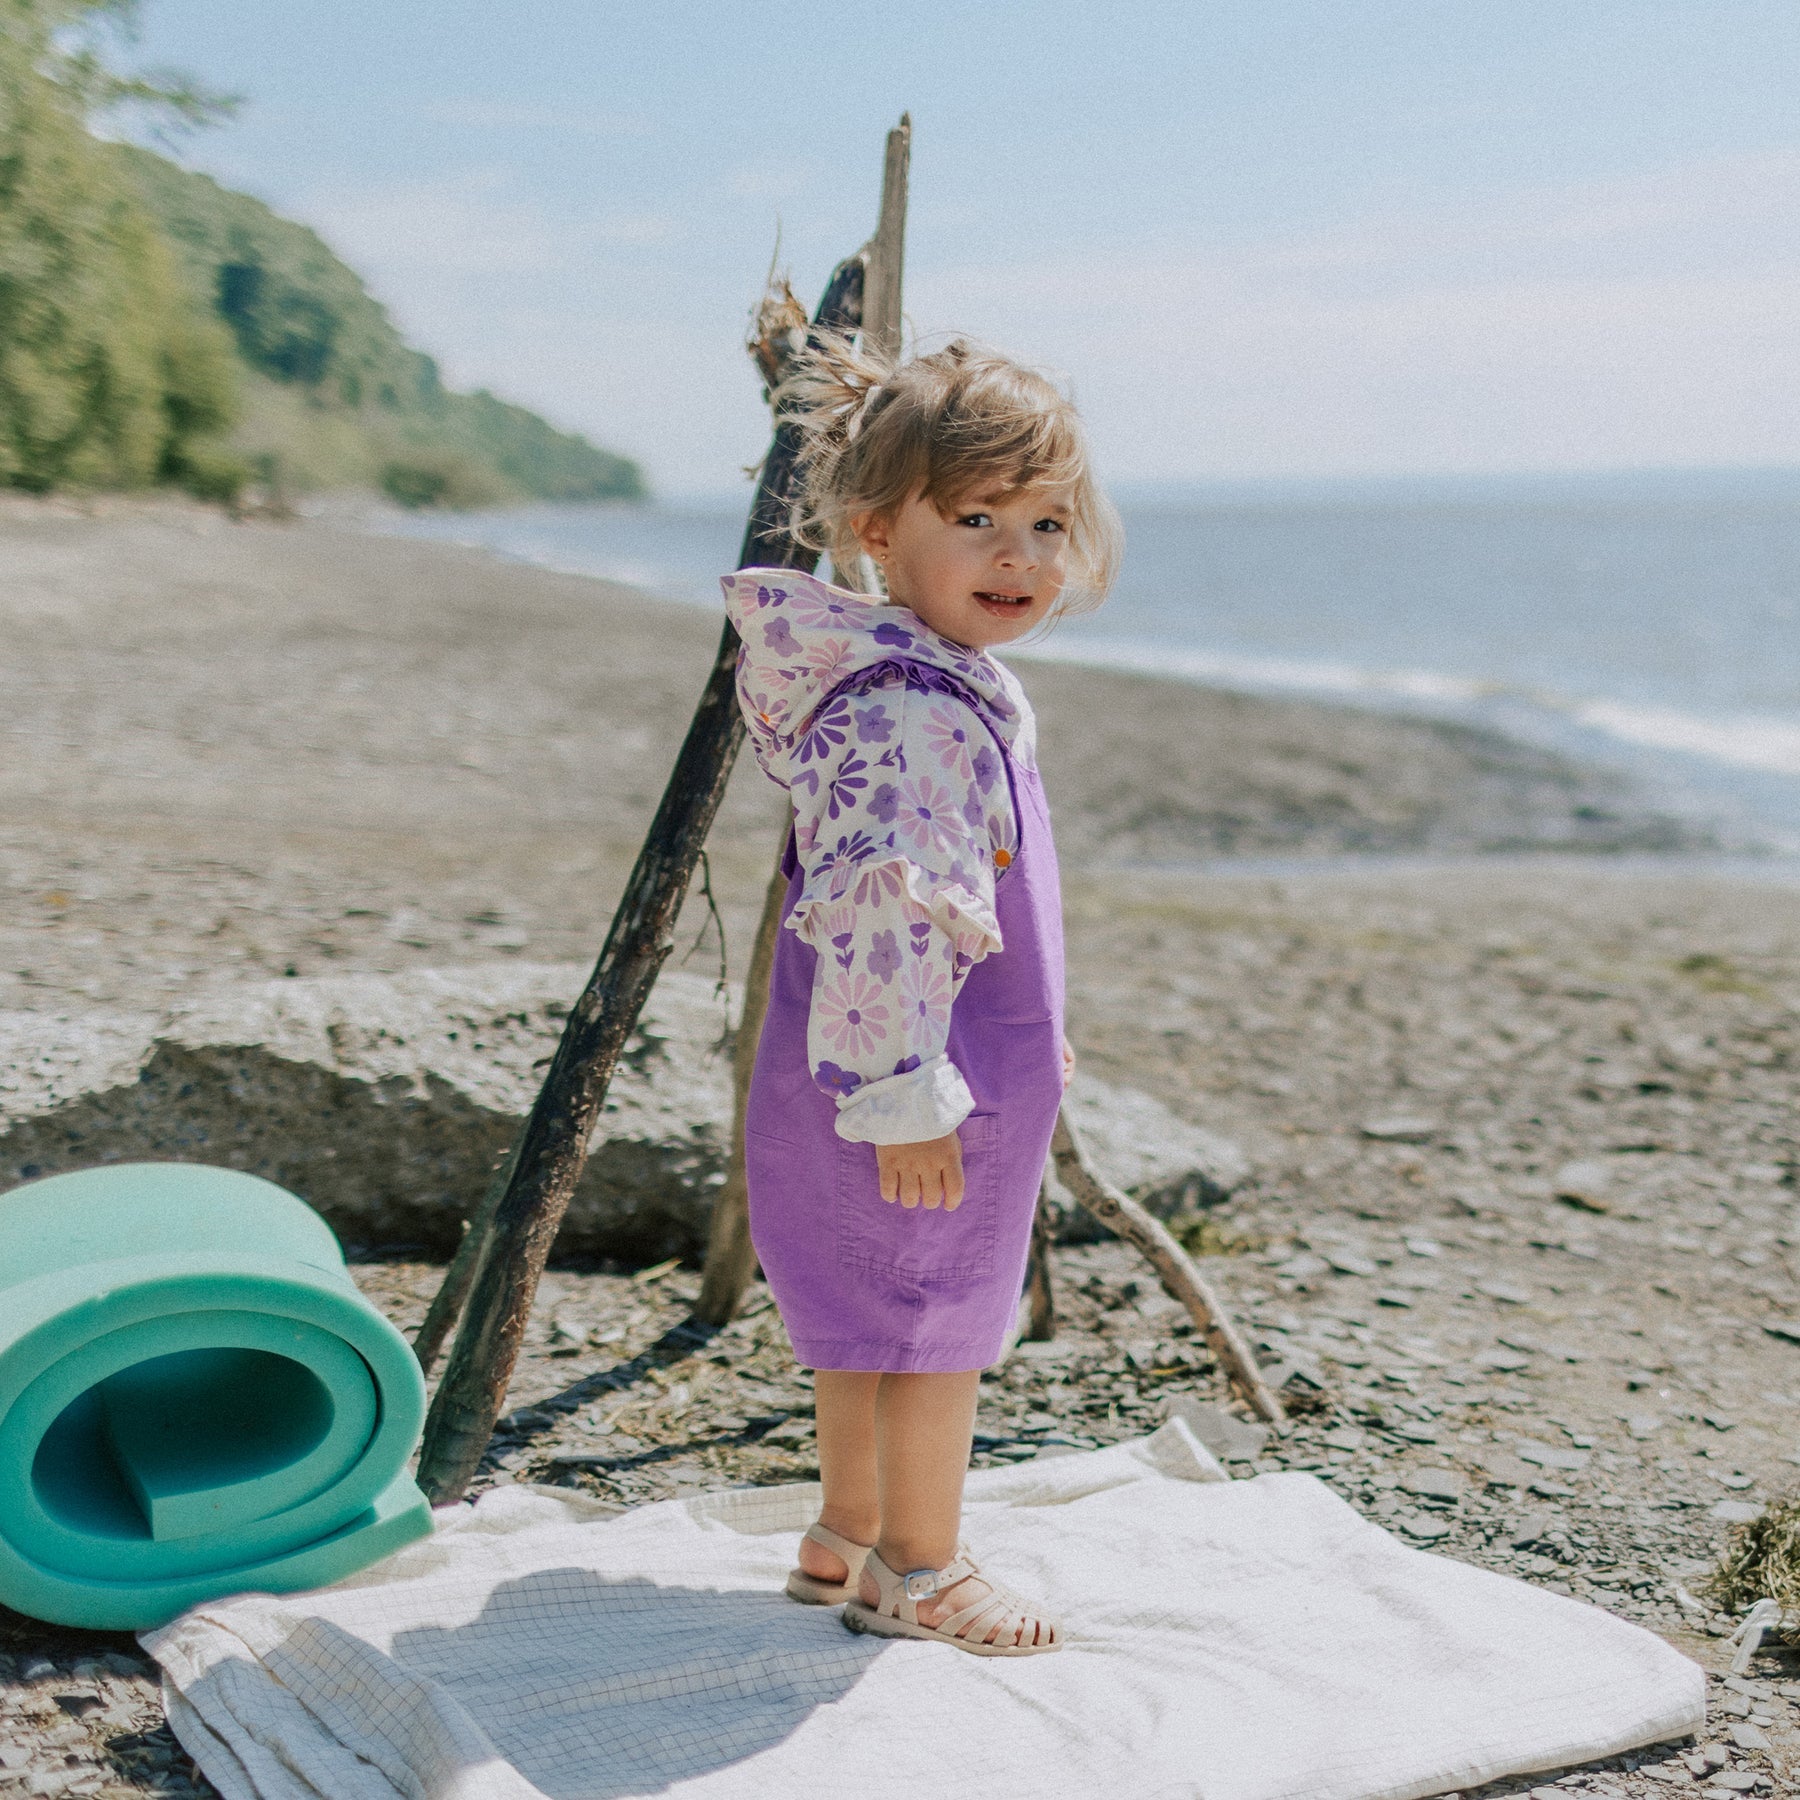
[901, 1568, 939, 1601]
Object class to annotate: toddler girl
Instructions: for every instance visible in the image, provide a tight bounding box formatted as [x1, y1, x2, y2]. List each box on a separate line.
[720, 335, 1119, 1656]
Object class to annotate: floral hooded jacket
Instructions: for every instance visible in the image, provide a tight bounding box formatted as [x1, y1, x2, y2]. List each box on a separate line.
[721, 566, 1036, 1145]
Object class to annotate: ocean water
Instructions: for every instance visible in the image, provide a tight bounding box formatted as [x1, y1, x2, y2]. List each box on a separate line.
[375, 470, 1800, 846]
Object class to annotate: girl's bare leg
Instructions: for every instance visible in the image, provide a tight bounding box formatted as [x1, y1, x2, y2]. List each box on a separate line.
[860, 1369, 1054, 1647]
[796, 1369, 881, 1584]
[871, 1370, 979, 1573]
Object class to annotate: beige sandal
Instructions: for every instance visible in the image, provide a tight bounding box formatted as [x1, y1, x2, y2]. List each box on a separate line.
[785, 1521, 874, 1605]
[842, 1547, 1062, 1656]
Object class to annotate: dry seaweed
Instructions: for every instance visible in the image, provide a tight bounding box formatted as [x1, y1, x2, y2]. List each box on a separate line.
[1706, 1491, 1800, 1629]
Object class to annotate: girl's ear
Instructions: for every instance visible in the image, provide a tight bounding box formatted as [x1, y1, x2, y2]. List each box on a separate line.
[850, 507, 893, 565]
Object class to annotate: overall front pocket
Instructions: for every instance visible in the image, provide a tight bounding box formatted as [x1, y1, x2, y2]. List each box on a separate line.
[834, 1113, 1000, 1283]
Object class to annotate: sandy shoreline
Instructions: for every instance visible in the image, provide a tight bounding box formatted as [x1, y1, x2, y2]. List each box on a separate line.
[0, 496, 1730, 1013]
[6, 499, 1800, 1794]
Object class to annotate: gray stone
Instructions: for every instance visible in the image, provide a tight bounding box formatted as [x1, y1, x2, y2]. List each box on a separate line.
[1553, 1158, 1614, 1212]
[1325, 1251, 1379, 1278]
[1763, 1321, 1800, 1345]
[1165, 1397, 1270, 1464]
[1728, 1723, 1770, 1752]
[0, 964, 734, 1264]
[1049, 1076, 1249, 1241]
[1398, 1515, 1451, 1541]
[1478, 1280, 1533, 1305]
[1711, 1501, 1764, 1524]
[1360, 1115, 1437, 1143]
[1516, 1440, 1591, 1473]
[1401, 1468, 1466, 1502]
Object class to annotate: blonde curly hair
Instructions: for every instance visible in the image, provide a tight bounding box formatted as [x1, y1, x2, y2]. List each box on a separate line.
[778, 331, 1122, 617]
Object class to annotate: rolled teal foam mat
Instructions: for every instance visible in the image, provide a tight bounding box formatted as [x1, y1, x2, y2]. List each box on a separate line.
[0, 1162, 431, 1629]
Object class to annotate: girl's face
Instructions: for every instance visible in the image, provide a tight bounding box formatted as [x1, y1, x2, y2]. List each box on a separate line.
[852, 483, 1073, 650]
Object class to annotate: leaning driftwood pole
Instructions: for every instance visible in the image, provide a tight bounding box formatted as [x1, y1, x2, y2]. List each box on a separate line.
[693, 829, 787, 1323]
[1051, 1108, 1286, 1426]
[695, 116, 912, 1327]
[412, 1133, 518, 1376]
[1022, 1168, 1057, 1342]
[862, 113, 909, 360]
[414, 254, 868, 1505]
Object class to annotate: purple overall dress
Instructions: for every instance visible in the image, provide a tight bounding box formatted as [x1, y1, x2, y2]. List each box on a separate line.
[744, 703, 1066, 1374]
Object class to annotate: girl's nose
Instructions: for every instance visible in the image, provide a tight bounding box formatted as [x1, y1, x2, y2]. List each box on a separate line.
[994, 529, 1038, 570]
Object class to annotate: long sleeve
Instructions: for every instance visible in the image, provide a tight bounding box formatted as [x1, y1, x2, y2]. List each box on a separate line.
[785, 675, 1019, 1143]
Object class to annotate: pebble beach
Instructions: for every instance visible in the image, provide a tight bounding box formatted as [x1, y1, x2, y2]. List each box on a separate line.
[5, 496, 1800, 1797]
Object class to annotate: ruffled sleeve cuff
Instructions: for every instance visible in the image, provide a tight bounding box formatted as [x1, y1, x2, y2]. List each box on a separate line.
[832, 1053, 975, 1144]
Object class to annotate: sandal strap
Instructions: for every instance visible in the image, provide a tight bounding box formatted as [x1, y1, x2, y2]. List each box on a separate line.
[863, 1549, 979, 1625]
[939, 1580, 1060, 1649]
[803, 1521, 873, 1569]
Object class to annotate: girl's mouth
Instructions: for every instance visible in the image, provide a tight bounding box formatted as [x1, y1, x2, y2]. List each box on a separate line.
[974, 591, 1034, 618]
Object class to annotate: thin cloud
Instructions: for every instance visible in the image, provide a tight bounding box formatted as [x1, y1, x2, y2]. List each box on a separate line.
[418, 99, 653, 138]
[910, 150, 1800, 479]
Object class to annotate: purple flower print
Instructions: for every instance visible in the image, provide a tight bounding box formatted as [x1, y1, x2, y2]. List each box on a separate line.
[893, 775, 958, 856]
[806, 640, 855, 687]
[788, 586, 863, 629]
[962, 789, 985, 832]
[892, 1054, 922, 1076]
[826, 753, 869, 820]
[816, 831, 879, 878]
[873, 620, 914, 648]
[868, 781, 900, 824]
[817, 974, 892, 1059]
[762, 616, 798, 656]
[754, 583, 788, 608]
[838, 859, 906, 909]
[794, 701, 850, 767]
[899, 958, 952, 1046]
[908, 920, 933, 957]
[743, 688, 787, 737]
[814, 1060, 862, 1097]
[971, 743, 1000, 794]
[812, 900, 855, 973]
[866, 928, 902, 982]
[924, 704, 975, 779]
[853, 702, 896, 744]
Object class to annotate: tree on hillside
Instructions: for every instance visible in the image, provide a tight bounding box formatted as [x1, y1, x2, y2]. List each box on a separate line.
[0, 0, 238, 492]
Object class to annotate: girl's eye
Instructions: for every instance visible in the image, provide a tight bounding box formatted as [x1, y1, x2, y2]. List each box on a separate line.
[957, 513, 992, 528]
[1034, 518, 1065, 533]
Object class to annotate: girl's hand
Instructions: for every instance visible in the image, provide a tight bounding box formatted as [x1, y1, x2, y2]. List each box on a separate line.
[1062, 1037, 1076, 1089]
[876, 1134, 965, 1210]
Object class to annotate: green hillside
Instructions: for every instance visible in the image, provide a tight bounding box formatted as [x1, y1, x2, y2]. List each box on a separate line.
[117, 146, 645, 507]
[0, 0, 643, 508]
[0, 9, 237, 493]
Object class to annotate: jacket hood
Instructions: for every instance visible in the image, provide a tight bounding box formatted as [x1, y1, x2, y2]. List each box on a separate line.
[722, 567, 1036, 787]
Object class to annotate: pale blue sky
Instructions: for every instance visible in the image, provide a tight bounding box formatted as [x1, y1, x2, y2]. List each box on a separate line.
[129, 1, 1800, 497]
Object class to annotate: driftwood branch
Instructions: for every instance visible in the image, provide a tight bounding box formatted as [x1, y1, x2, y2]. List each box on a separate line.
[1050, 1108, 1286, 1427]
[861, 114, 910, 363]
[693, 826, 788, 1325]
[413, 254, 867, 1505]
[412, 1132, 519, 1376]
[1023, 1167, 1057, 1342]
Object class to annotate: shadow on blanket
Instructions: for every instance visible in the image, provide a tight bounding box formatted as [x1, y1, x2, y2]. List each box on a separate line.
[183, 1568, 888, 1799]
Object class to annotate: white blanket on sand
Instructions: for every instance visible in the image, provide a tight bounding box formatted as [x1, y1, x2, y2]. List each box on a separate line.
[144, 1422, 1704, 1800]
